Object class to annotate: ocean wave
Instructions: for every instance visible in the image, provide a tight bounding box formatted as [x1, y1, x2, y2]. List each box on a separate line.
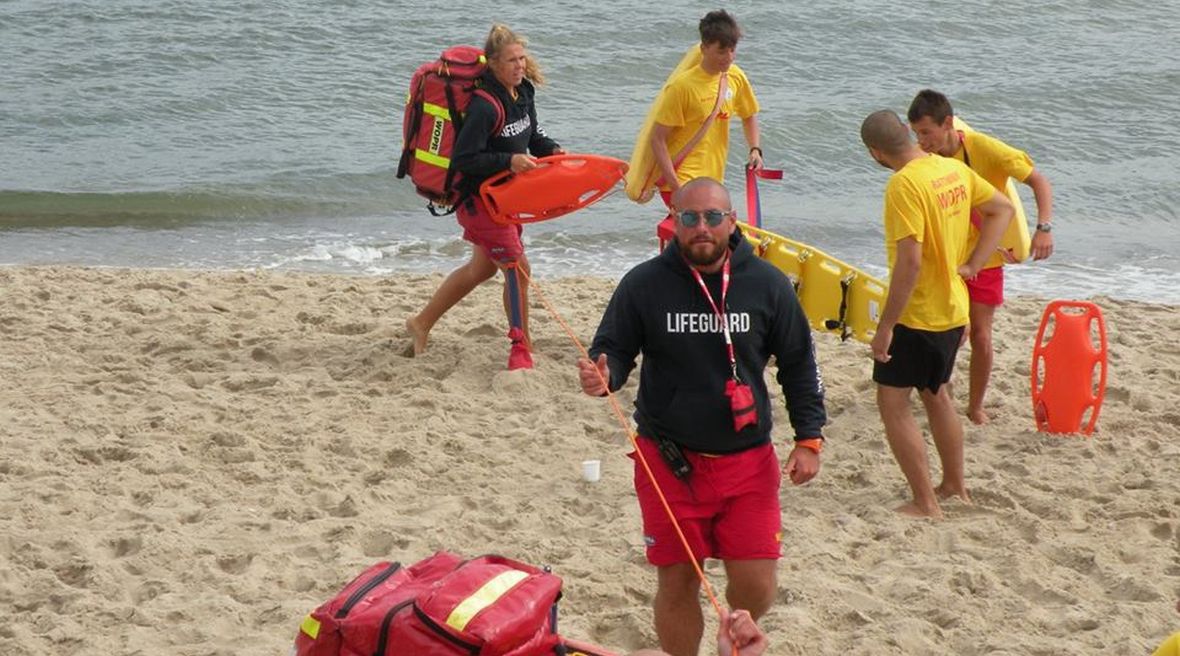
[0, 172, 422, 228]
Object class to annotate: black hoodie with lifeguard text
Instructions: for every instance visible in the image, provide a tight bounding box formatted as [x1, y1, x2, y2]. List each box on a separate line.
[589, 230, 827, 454]
[451, 72, 560, 199]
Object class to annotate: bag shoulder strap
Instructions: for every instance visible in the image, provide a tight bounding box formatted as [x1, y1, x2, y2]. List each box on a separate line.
[473, 87, 505, 137]
[648, 72, 730, 193]
[956, 129, 971, 167]
[396, 75, 426, 179]
[672, 72, 728, 168]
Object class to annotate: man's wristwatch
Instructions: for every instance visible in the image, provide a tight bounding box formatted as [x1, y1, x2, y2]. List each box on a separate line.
[1035, 222, 1053, 233]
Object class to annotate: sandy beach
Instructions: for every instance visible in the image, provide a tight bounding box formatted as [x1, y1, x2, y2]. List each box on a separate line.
[1, 265, 1178, 655]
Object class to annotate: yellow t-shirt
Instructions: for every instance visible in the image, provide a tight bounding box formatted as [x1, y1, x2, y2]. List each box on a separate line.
[883, 154, 996, 331]
[652, 63, 759, 189]
[953, 130, 1035, 269]
[1153, 632, 1180, 656]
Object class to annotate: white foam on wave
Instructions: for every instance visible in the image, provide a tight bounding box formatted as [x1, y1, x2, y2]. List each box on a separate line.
[1009, 260, 1180, 304]
[267, 230, 1180, 305]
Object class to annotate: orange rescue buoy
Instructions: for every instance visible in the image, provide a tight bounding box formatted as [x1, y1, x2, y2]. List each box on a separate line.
[1030, 300, 1108, 434]
[480, 154, 628, 225]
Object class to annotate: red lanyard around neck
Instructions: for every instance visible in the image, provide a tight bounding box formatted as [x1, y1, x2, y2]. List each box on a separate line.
[687, 255, 740, 381]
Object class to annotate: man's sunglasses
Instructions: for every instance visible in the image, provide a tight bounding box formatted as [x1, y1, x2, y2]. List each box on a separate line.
[677, 208, 734, 228]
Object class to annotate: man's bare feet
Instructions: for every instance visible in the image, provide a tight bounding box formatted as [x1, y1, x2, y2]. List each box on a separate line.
[405, 316, 429, 357]
[966, 406, 989, 425]
[935, 483, 972, 504]
[895, 501, 942, 519]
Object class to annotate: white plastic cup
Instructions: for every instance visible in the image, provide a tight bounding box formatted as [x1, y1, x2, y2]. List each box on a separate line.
[581, 459, 601, 483]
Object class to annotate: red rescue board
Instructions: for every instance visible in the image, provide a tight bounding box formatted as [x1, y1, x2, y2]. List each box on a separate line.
[1030, 300, 1108, 434]
[480, 154, 628, 225]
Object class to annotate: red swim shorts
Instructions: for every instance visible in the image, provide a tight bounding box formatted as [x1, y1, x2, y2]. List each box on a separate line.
[630, 437, 782, 566]
[965, 265, 1004, 306]
[457, 196, 523, 263]
[656, 190, 676, 244]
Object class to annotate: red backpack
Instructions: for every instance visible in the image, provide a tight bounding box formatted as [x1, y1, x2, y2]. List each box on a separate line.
[292, 552, 565, 656]
[397, 46, 506, 215]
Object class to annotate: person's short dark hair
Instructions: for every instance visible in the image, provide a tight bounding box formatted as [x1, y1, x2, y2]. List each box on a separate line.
[699, 10, 741, 48]
[907, 89, 954, 124]
[861, 110, 912, 155]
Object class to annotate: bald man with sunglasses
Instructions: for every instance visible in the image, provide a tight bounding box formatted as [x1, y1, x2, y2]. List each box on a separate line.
[577, 177, 826, 656]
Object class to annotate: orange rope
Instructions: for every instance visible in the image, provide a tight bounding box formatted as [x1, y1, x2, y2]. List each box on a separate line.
[517, 267, 730, 628]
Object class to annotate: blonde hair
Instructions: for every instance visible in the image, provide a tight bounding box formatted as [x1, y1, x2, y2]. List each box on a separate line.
[484, 23, 545, 86]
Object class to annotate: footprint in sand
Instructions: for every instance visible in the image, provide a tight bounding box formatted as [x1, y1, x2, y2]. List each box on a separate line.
[250, 346, 280, 367]
[360, 530, 409, 557]
[400, 340, 417, 358]
[1012, 578, 1077, 605]
[53, 559, 93, 588]
[464, 323, 501, 339]
[216, 553, 254, 575]
[1048, 545, 1096, 575]
[210, 431, 247, 448]
[132, 580, 169, 604]
[592, 612, 651, 654]
[220, 375, 279, 392]
[967, 488, 1017, 511]
[295, 311, 327, 326]
[1146, 522, 1172, 540]
[327, 321, 374, 336]
[384, 448, 414, 468]
[73, 445, 136, 465]
[1104, 385, 1131, 404]
[1102, 574, 1162, 602]
[109, 536, 143, 558]
[328, 495, 359, 518]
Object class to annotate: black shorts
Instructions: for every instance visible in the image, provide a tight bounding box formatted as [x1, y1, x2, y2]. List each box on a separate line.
[873, 324, 965, 393]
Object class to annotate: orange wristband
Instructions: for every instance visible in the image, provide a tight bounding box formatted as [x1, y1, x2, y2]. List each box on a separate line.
[794, 438, 823, 454]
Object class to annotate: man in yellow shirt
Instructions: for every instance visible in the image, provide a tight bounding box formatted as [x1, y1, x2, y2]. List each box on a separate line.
[860, 110, 1013, 519]
[908, 89, 1056, 424]
[650, 10, 762, 245]
[1152, 600, 1180, 656]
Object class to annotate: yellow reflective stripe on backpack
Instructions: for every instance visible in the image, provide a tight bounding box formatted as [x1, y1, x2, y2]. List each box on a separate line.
[415, 149, 449, 169]
[445, 570, 529, 631]
[423, 102, 451, 120]
[300, 614, 321, 639]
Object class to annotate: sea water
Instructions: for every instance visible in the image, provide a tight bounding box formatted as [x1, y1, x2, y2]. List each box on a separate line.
[3, 0, 1178, 301]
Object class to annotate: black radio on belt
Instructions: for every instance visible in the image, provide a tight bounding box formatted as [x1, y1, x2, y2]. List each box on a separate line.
[655, 435, 692, 480]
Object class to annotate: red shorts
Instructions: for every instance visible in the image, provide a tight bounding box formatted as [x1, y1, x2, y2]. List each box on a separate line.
[966, 266, 1004, 306]
[457, 196, 523, 263]
[630, 437, 782, 566]
[656, 190, 676, 244]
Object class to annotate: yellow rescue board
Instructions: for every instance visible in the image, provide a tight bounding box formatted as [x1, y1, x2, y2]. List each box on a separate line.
[741, 224, 886, 344]
[952, 116, 1032, 263]
[624, 45, 702, 202]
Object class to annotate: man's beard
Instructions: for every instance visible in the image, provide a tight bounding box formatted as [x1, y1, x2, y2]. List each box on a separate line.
[681, 236, 727, 267]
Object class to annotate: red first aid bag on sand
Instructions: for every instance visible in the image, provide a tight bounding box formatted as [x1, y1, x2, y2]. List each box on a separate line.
[397, 45, 506, 215]
[292, 551, 563, 656]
